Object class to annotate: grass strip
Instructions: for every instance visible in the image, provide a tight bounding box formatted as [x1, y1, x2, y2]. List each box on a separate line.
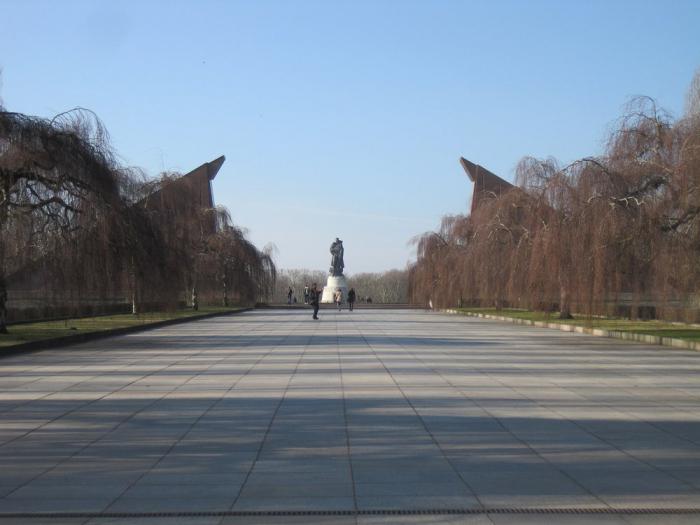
[0, 306, 244, 348]
[454, 308, 700, 343]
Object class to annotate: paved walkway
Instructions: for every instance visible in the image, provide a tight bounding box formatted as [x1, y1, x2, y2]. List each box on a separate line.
[1, 309, 700, 524]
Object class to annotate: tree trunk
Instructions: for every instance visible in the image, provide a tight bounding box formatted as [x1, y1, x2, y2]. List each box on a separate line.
[130, 257, 139, 315]
[222, 275, 229, 307]
[0, 275, 8, 334]
[559, 277, 573, 319]
[191, 286, 199, 311]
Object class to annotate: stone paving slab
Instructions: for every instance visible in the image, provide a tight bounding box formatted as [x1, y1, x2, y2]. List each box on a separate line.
[2, 309, 700, 523]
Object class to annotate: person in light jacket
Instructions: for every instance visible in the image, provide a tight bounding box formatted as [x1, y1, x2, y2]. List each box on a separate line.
[334, 288, 343, 311]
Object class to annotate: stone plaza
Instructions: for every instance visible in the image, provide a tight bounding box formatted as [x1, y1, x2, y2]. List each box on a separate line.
[1, 309, 700, 524]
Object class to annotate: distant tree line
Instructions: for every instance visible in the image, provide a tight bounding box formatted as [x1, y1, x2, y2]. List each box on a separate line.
[347, 270, 408, 303]
[409, 72, 700, 322]
[272, 269, 327, 303]
[273, 269, 408, 304]
[0, 105, 275, 333]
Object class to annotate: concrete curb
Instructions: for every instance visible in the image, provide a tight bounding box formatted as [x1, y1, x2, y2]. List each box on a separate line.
[259, 303, 422, 310]
[443, 309, 700, 351]
[0, 307, 252, 358]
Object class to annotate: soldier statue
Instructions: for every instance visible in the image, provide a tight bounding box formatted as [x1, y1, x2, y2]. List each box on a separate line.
[329, 238, 344, 276]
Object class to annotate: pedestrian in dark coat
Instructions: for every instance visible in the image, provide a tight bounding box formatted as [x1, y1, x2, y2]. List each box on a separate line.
[347, 288, 356, 311]
[309, 283, 321, 320]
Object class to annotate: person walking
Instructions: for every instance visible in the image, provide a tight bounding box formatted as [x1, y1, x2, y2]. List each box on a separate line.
[287, 287, 293, 305]
[303, 285, 310, 304]
[309, 283, 321, 320]
[334, 288, 343, 311]
[347, 287, 356, 311]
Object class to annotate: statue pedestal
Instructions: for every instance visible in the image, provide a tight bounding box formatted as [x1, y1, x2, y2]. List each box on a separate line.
[321, 275, 348, 303]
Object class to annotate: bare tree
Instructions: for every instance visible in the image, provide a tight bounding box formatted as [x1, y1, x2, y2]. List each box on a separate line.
[0, 108, 122, 332]
[686, 68, 700, 117]
[0, 104, 277, 332]
[409, 77, 700, 322]
[273, 269, 326, 303]
[203, 209, 276, 306]
[348, 270, 409, 303]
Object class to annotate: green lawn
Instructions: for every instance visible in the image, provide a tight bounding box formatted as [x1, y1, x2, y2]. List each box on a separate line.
[0, 306, 245, 348]
[455, 308, 700, 342]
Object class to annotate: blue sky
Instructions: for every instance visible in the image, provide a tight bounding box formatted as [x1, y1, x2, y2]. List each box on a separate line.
[2, 0, 699, 272]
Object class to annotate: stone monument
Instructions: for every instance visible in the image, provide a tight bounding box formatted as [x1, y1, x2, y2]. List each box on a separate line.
[321, 238, 349, 303]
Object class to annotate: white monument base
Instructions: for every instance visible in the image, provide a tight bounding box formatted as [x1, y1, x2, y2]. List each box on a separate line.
[321, 275, 348, 303]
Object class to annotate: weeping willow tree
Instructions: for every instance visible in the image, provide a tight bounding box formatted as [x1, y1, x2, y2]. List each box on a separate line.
[0, 107, 125, 332]
[0, 104, 276, 332]
[203, 209, 276, 306]
[410, 80, 700, 322]
[128, 171, 215, 313]
[134, 178, 276, 311]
